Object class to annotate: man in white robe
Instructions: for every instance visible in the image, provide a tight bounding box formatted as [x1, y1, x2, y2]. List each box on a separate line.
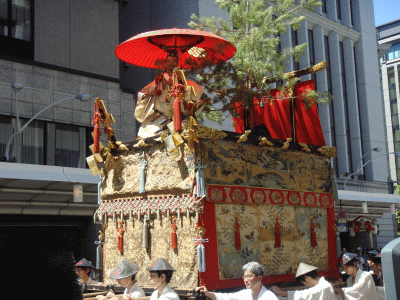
[333, 252, 378, 300]
[196, 261, 278, 300]
[270, 262, 336, 300]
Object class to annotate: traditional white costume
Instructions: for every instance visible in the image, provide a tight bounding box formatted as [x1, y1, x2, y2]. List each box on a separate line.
[214, 285, 278, 300]
[287, 277, 336, 300]
[135, 73, 204, 139]
[149, 284, 179, 300]
[340, 268, 378, 300]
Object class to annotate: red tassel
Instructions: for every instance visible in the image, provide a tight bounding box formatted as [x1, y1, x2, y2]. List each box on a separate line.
[310, 216, 317, 247]
[117, 221, 125, 253]
[275, 216, 281, 248]
[235, 214, 241, 250]
[365, 221, 372, 232]
[171, 217, 178, 249]
[93, 123, 100, 153]
[173, 95, 182, 132]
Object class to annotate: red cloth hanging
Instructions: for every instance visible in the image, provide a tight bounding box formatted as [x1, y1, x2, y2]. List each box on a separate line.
[235, 215, 241, 250]
[310, 217, 317, 247]
[294, 80, 325, 146]
[275, 216, 282, 248]
[231, 80, 326, 147]
[171, 217, 178, 249]
[117, 221, 125, 253]
[354, 222, 361, 234]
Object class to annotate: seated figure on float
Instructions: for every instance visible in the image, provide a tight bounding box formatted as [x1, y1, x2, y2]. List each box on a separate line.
[134, 50, 205, 139]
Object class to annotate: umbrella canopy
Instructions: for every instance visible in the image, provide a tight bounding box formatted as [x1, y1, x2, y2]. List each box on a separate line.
[115, 28, 236, 69]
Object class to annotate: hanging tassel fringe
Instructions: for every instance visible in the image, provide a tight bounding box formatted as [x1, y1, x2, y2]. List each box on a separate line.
[197, 244, 206, 272]
[310, 216, 318, 247]
[139, 158, 147, 194]
[235, 214, 241, 250]
[117, 221, 124, 253]
[275, 216, 281, 248]
[171, 217, 178, 249]
[143, 216, 148, 248]
[195, 159, 207, 198]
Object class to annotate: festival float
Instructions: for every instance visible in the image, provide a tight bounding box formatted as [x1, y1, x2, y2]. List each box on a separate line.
[86, 27, 339, 294]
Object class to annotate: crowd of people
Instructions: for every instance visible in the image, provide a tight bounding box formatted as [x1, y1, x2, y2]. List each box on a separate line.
[73, 247, 385, 300]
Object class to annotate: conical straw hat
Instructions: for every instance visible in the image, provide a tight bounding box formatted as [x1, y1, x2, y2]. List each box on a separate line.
[295, 262, 318, 278]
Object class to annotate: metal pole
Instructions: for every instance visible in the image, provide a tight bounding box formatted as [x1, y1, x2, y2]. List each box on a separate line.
[343, 152, 400, 190]
[4, 94, 91, 161]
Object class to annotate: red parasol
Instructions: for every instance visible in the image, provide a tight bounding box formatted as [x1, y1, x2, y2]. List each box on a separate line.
[115, 28, 236, 69]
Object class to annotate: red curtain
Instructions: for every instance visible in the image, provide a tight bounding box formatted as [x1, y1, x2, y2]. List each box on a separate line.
[231, 80, 325, 147]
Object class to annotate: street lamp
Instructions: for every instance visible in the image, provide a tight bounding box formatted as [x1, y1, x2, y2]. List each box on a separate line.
[3, 83, 91, 162]
[343, 151, 400, 190]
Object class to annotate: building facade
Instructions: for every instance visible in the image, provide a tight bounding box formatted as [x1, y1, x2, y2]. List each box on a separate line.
[377, 19, 400, 183]
[118, 0, 398, 251]
[0, 0, 136, 264]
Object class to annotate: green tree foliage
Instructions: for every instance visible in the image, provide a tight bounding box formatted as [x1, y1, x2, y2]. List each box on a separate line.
[187, 0, 331, 123]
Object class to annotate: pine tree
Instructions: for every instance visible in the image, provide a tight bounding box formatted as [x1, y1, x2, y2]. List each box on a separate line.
[187, 0, 331, 123]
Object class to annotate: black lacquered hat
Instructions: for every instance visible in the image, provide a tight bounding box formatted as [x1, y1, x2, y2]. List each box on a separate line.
[109, 260, 140, 280]
[76, 258, 95, 269]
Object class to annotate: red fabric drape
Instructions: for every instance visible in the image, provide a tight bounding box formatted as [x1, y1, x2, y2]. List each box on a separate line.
[231, 80, 326, 147]
[294, 80, 325, 146]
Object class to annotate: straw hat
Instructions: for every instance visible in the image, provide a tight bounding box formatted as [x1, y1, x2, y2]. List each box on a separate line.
[295, 262, 318, 278]
[147, 258, 175, 271]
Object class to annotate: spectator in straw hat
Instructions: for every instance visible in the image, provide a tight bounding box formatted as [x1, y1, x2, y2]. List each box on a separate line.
[76, 258, 99, 285]
[270, 262, 335, 299]
[333, 252, 378, 300]
[196, 261, 278, 300]
[148, 258, 179, 300]
[108, 260, 145, 299]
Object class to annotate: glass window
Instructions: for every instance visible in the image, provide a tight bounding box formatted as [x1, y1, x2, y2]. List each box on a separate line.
[308, 29, 317, 89]
[0, 115, 44, 164]
[336, 0, 341, 20]
[321, 0, 326, 13]
[0, 0, 31, 41]
[55, 124, 88, 168]
[291, 28, 299, 71]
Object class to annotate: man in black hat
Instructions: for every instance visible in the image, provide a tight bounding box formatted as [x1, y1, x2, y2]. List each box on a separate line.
[148, 258, 179, 300]
[76, 258, 99, 285]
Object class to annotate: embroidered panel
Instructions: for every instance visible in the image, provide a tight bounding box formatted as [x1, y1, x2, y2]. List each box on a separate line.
[101, 143, 195, 198]
[103, 214, 198, 289]
[207, 185, 333, 208]
[201, 140, 333, 194]
[215, 203, 329, 279]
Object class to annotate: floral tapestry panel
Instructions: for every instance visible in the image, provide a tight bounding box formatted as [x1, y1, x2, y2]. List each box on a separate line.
[201, 140, 333, 194]
[103, 214, 198, 289]
[295, 207, 329, 271]
[258, 205, 296, 241]
[215, 204, 260, 280]
[260, 240, 297, 275]
[101, 143, 195, 198]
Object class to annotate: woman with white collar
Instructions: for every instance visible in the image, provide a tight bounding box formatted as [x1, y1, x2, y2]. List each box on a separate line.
[333, 253, 378, 300]
[109, 260, 145, 299]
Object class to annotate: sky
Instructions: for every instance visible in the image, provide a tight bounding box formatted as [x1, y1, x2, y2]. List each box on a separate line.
[373, 0, 400, 26]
